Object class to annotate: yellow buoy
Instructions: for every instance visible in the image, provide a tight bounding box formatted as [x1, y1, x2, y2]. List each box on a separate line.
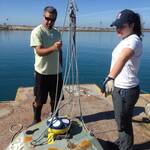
[47, 116, 70, 144]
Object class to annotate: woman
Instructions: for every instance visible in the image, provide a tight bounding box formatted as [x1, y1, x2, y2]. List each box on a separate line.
[103, 9, 143, 150]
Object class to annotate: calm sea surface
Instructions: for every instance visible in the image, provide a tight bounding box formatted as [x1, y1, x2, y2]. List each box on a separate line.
[0, 31, 150, 100]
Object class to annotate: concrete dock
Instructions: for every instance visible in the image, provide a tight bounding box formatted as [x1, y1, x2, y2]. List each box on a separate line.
[0, 84, 150, 150]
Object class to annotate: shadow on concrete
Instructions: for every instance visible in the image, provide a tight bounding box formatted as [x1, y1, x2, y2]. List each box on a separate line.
[98, 139, 119, 150]
[133, 141, 150, 150]
[133, 106, 145, 116]
[69, 121, 82, 136]
[133, 106, 150, 123]
[79, 111, 115, 123]
[98, 139, 150, 150]
[77, 106, 145, 124]
[132, 117, 150, 123]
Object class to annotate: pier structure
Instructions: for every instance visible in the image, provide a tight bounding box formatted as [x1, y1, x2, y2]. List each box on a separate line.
[0, 84, 150, 150]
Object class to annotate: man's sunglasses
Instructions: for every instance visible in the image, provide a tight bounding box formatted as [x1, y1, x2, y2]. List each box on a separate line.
[44, 16, 56, 22]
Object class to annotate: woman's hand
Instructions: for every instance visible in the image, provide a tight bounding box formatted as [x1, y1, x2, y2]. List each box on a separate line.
[102, 76, 114, 97]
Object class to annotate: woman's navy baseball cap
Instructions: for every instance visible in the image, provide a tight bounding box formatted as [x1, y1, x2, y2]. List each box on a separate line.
[110, 9, 137, 28]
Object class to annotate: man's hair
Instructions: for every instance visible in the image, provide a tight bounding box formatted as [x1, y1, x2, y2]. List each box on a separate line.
[44, 6, 57, 19]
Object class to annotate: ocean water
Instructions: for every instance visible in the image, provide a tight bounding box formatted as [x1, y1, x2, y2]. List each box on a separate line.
[0, 31, 150, 101]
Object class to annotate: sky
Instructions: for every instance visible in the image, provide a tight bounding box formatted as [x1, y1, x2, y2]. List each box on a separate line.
[0, 0, 150, 28]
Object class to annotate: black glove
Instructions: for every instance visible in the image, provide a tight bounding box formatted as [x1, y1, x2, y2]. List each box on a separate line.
[102, 76, 114, 97]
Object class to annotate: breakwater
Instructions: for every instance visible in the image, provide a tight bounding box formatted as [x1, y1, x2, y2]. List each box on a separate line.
[1, 24, 150, 32]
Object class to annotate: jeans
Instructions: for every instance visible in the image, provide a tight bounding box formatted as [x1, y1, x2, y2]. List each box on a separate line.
[112, 86, 140, 150]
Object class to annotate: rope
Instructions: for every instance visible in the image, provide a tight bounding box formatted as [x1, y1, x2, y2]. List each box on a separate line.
[53, 0, 77, 117]
[52, 2, 77, 117]
[9, 123, 24, 142]
[8, 103, 24, 143]
[61, 0, 70, 37]
[52, 0, 70, 116]
[53, 0, 71, 112]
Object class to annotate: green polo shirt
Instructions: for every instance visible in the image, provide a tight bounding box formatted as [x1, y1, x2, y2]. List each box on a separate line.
[30, 24, 62, 75]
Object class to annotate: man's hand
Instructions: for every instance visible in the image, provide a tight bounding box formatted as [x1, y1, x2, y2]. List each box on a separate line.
[102, 76, 114, 97]
[53, 40, 62, 51]
[35, 40, 62, 56]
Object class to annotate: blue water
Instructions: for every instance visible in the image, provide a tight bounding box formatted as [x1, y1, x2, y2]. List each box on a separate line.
[0, 31, 150, 101]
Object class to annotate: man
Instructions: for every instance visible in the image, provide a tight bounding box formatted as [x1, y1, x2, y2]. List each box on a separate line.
[30, 6, 63, 125]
